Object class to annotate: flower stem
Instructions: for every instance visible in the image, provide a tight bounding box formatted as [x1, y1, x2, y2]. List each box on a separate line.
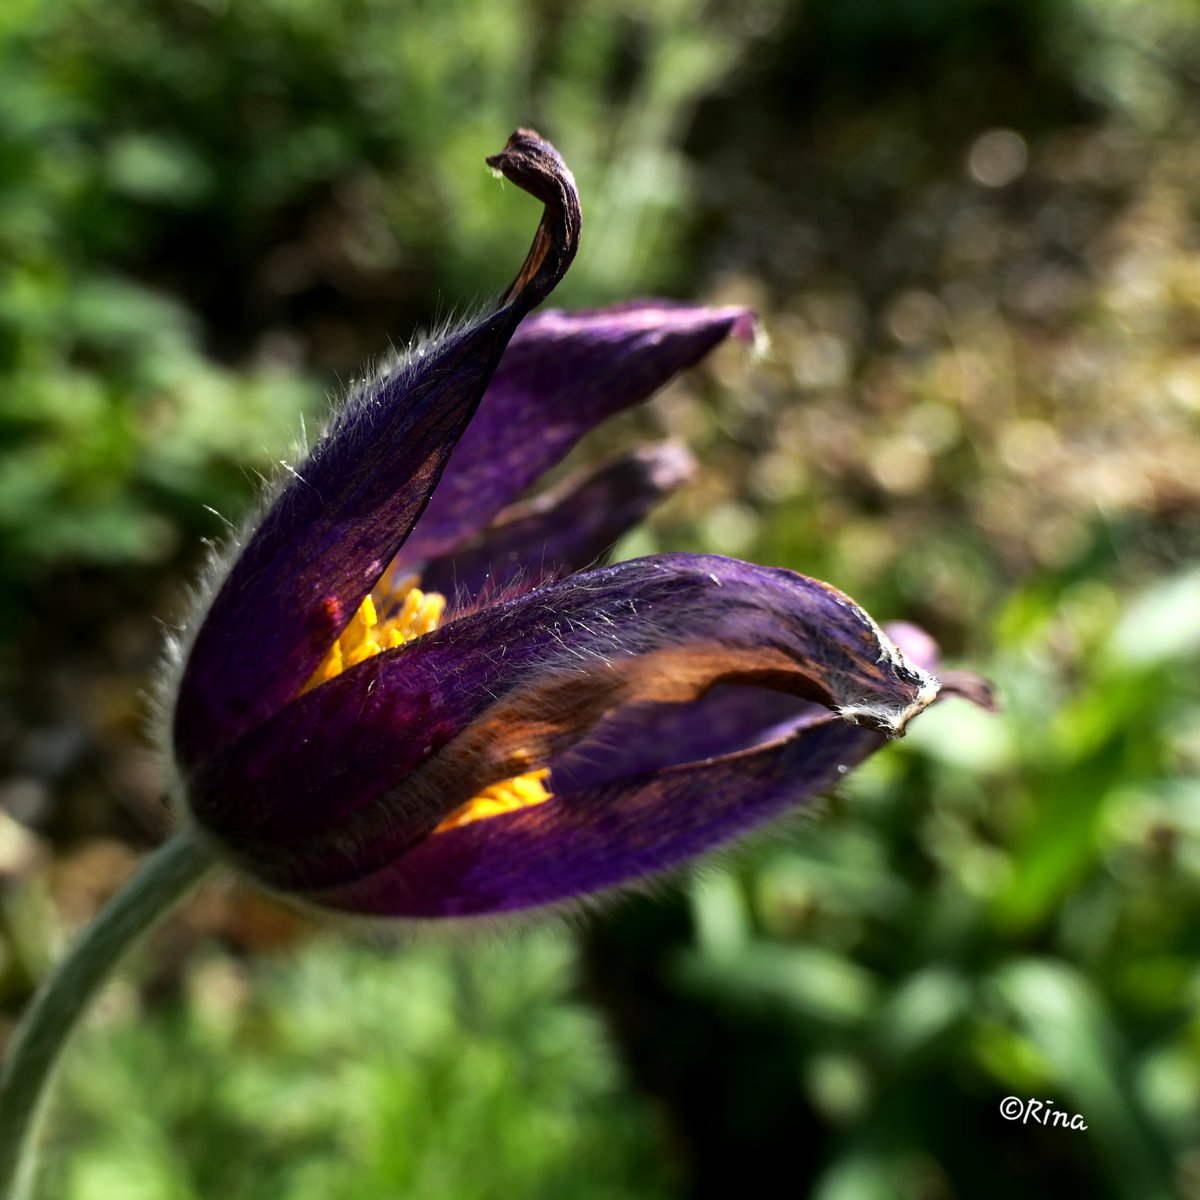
[0, 825, 218, 1200]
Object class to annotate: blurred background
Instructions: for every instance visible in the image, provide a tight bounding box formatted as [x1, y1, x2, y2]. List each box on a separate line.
[1, 0, 1199, 1196]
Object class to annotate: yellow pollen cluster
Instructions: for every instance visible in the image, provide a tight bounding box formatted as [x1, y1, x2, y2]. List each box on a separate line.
[433, 768, 552, 833]
[306, 585, 446, 689]
[304, 582, 553, 831]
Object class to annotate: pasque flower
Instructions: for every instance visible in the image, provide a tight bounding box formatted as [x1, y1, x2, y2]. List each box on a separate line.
[167, 130, 987, 918]
[0, 131, 995, 1198]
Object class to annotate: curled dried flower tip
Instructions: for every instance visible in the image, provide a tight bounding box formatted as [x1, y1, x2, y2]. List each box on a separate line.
[487, 128, 582, 312]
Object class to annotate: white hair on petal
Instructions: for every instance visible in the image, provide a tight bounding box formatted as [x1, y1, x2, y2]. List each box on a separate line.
[823, 594, 942, 735]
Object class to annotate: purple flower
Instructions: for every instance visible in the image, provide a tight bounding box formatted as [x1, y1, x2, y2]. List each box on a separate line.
[167, 130, 987, 919]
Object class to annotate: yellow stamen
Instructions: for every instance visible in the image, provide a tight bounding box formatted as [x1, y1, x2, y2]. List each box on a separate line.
[303, 581, 552, 831]
[304, 584, 446, 689]
[391, 586, 445, 642]
[434, 767, 552, 832]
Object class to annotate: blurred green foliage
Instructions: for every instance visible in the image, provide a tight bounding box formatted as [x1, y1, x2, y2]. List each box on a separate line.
[0, 0, 771, 612]
[46, 933, 674, 1200]
[590, 565, 1199, 1200]
[2, 0, 1199, 1198]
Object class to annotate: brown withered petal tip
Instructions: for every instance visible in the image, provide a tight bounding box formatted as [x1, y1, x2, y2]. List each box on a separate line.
[939, 670, 1001, 712]
[487, 128, 582, 312]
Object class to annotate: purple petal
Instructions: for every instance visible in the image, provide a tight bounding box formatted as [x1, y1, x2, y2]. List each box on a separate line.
[295, 715, 885, 917]
[388, 301, 755, 576]
[420, 441, 695, 599]
[548, 684, 825, 791]
[551, 618, 999, 790]
[173, 130, 581, 769]
[184, 553, 937, 892]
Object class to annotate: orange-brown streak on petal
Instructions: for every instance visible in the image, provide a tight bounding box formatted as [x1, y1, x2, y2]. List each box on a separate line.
[249, 641, 873, 891]
[294, 714, 888, 918]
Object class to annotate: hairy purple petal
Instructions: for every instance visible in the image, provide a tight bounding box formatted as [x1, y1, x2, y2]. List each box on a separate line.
[184, 553, 937, 892]
[421, 441, 695, 598]
[549, 684, 824, 790]
[295, 715, 885, 917]
[552, 620, 996, 790]
[173, 131, 580, 769]
[389, 302, 754, 576]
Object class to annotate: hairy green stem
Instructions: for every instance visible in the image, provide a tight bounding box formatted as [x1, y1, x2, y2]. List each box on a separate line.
[0, 826, 217, 1200]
